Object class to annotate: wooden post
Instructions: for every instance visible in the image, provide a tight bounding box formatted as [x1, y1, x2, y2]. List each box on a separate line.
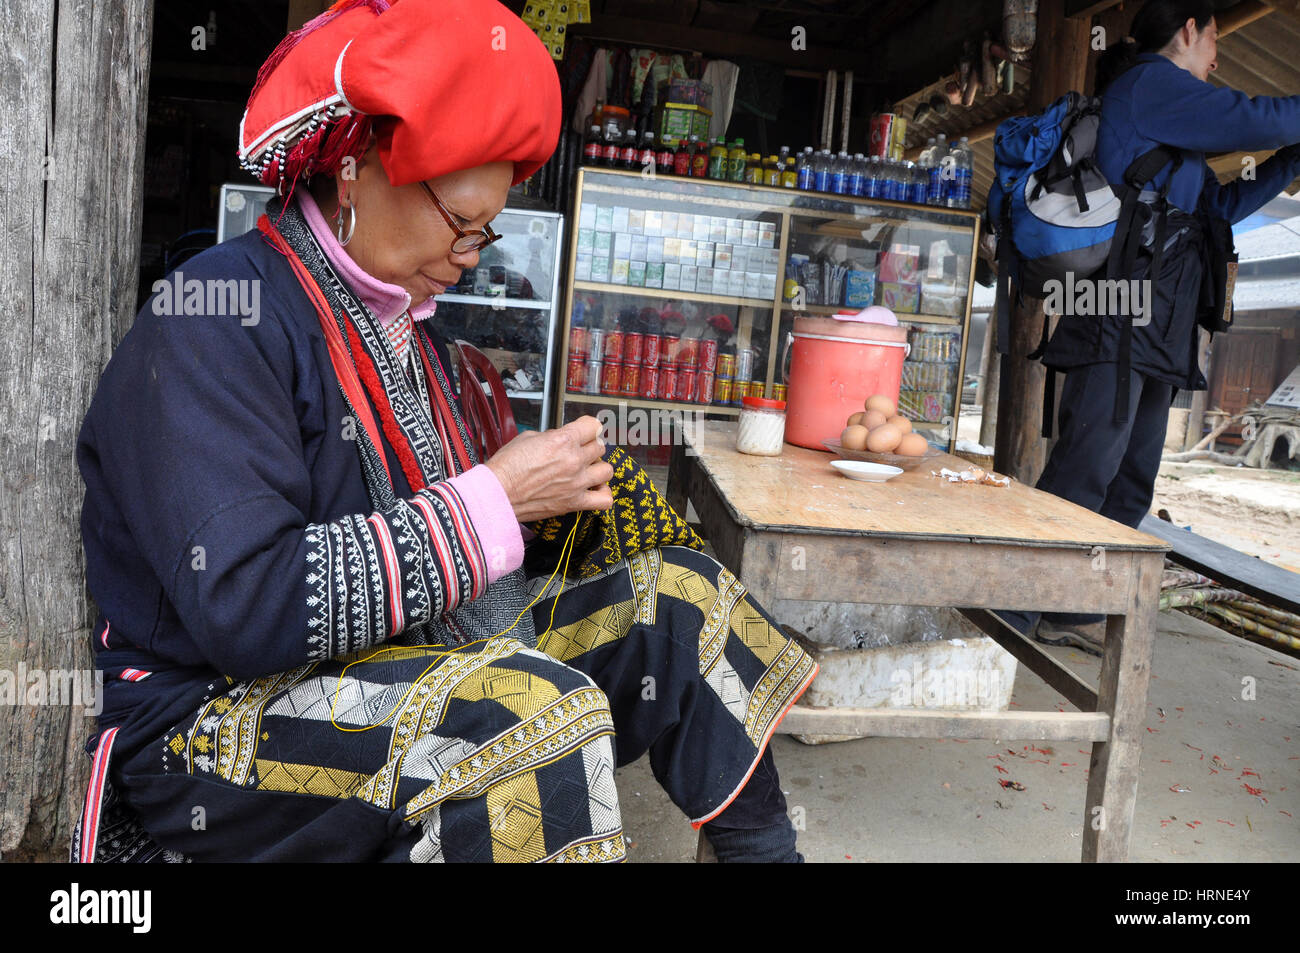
[0, 0, 153, 860]
[994, 0, 1091, 483]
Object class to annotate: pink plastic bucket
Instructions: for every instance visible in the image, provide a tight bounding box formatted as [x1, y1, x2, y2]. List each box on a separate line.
[782, 315, 910, 450]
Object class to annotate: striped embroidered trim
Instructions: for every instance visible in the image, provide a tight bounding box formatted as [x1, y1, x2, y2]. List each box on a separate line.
[79, 727, 119, 863]
[100, 620, 111, 649]
[385, 312, 413, 364]
[119, 668, 152, 682]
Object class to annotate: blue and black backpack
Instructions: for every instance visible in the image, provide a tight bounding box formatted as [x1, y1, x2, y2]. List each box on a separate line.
[989, 91, 1181, 432]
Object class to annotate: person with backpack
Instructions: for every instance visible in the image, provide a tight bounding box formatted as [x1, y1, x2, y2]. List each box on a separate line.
[998, 0, 1300, 653]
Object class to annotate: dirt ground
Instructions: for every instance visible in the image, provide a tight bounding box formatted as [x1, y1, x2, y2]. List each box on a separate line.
[956, 406, 1300, 573]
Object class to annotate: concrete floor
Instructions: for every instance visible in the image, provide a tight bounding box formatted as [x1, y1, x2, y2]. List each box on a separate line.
[614, 607, 1300, 863]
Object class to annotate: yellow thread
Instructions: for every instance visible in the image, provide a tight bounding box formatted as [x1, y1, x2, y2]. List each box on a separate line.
[328, 513, 582, 733]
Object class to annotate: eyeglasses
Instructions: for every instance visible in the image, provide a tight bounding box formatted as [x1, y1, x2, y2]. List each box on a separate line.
[418, 182, 501, 254]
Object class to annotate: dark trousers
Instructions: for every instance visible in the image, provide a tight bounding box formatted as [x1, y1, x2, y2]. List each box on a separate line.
[1000, 362, 1173, 634]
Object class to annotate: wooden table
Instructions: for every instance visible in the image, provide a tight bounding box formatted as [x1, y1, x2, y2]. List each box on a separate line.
[668, 421, 1170, 862]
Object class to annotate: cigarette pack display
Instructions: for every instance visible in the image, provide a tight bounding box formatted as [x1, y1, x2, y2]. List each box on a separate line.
[628, 208, 645, 233]
[663, 262, 681, 290]
[577, 228, 594, 252]
[727, 269, 746, 297]
[630, 235, 648, 260]
[726, 220, 743, 245]
[575, 253, 592, 281]
[696, 241, 714, 268]
[579, 203, 596, 229]
[680, 264, 698, 291]
[611, 258, 630, 285]
[628, 260, 646, 287]
[612, 206, 629, 232]
[696, 267, 714, 294]
[661, 211, 678, 235]
[741, 221, 759, 246]
[594, 231, 612, 255]
[644, 209, 662, 235]
[647, 237, 664, 263]
[591, 257, 610, 282]
[595, 205, 613, 230]
[710, 217, 727, 243]
[693, 217, 709, 241]
[646, 262, 664, 288]
[676, 213, 693, 238]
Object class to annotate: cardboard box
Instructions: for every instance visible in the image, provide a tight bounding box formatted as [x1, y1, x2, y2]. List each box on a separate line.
[647, 237, 664, 264]
[630, 235, 648, 261]
[646, 262, 665, 289]
[577, 228, 594, 253]
[644, 209, 663, 236]
[574, 253, 592, 281]
[844, 270, 877, 309]
[591, 257, 611, 282]
[880, 281, 921, 313]
[612, 206, 629, 232]
[579, 203, 596, 229]
[627, 208, 645, 233]
[614, 233, 632, 258]
[881, 244, 921, 284]
[663, 262, 681, 290]
[594, 231, 612, 255]
[595, 206, 613, 230]
[611, 259, 630, 285]
[696, 241, 714, 268]
[628, 260, 646, 287]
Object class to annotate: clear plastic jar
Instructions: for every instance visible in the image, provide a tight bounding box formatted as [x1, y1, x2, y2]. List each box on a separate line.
[736, 396, 788, 456]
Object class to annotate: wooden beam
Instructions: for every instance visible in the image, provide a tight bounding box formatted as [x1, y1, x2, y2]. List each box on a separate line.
[780, 706, 1112, 741]
[567, 15, 877, 72]
[1066, 0, 1125, 18]
[996, 0, 1091, 485]
[1261, 0, 1300, 30]
[905, 108, 1028, 160]
[1218, 0, 1275, 35]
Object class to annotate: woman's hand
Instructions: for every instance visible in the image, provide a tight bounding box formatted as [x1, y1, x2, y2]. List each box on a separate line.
[484, 416, 614, 523]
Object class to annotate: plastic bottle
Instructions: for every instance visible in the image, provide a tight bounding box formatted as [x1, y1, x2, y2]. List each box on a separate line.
[638, 131, 657, 172]
[951, 136, 974, 209]
[727, 138, 748, 182]
[618, 129, 638, 170]
[906, 161, 926, 204]
[863, 155, 880, 199]
[928, 133, 948, 206]
[781, 149, 798, 189]
[848, 153, 865, 197]
[673, 136, 692, 176]
[601, 120, 621, 167]
[813, 149, 831, 192]
[707, 138, 728, 179]
[828, 150, 847, 194]
[747, 153, 764, 184]
[917, 137, 936, 202]
[583, 124, 603, 166]
[796, 147, 814, 190]
[690, 135, 709, 178]
[656, 136, 675, 176]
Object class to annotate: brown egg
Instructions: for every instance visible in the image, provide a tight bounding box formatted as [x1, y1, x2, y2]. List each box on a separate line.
[886, 415, 913, 434]
[865, 394, 897, 417]
[841, 425, 870, 451]
[861, 409, 888, 431]
[847, 412, 866, 427]
[896, 432, 929, 457]
[865, 423, 903, 453]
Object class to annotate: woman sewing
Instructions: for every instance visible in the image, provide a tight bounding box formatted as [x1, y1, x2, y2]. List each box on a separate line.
[75, 0, 815, 863]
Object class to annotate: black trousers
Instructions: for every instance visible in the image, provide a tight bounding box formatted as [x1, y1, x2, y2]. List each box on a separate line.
[1000, 362, 1173, 633]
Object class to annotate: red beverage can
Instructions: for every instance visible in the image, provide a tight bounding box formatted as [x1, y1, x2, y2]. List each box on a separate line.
[622, 332, 644, 365]
[675, 368, 697, 403]
[869, 113, 896, 159]
[716, 352, 736, 378]
[678, 336, 699, 368]
[714, 375, 733, 405]
[696, 370, 715, 405]
[585, 359, 603, 395]
[660, 364, 678, 402]
[699, 338, 719, 374]
[619, 362, 640, 396]
[659, 335, 680, 365]
[566, 355, 588, 393]
[640, 363, 660, 399]
[642, 332, 662, 367]
[569, 326, 589, 359]
[603, 330, 624, 362]
[601, 360, 623, 395]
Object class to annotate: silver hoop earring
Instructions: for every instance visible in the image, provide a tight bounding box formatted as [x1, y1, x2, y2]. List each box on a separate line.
[337, 203, 356, 246]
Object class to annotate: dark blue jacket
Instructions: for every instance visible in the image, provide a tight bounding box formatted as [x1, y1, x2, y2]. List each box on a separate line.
[78, 229, 464, 761]
[1044, 53, 1300, 388]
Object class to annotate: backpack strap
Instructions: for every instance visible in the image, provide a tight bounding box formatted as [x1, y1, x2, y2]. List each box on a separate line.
[1106, 146, 1182, 425]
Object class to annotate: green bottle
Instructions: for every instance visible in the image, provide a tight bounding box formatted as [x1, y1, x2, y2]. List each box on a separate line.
[706, 138, 728, 179]
[727, 138, 747, 182]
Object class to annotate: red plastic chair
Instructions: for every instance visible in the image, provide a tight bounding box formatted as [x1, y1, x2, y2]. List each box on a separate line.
[451, 339, 520, 460]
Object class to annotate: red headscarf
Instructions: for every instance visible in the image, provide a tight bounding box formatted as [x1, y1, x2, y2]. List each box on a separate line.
[240, 0, 561, 194]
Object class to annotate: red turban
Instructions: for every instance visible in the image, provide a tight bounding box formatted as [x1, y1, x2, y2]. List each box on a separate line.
[240, 0, 561, 191]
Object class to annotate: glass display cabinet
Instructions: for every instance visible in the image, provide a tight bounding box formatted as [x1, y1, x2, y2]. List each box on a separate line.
[431, 207, 565, 432]
[555, 168, 979, 462]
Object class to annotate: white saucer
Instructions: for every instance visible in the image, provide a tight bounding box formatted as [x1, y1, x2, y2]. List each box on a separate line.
[830, 460, 904, 482]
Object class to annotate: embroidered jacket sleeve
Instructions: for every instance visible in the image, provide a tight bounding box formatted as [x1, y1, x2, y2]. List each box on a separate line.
[79, 250, 514, 682]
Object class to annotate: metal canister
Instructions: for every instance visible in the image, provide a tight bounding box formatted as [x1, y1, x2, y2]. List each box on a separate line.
[675, 368, 698, 403]
[736, 347, 754, 382]
[566, 355, 588, 393]
[601, 360, 623, 395]
[619, 362, 640, 397]
[696, 370, 715, 405]
[772, 383, 788, 402]
[678, 336, 699, 368]
[869, 113, 896, 159]
[699, 338, 719, 374]
[751, 380, 768, 400]
[569, 326, 589, 360]
[622, 332, 644, 365]
[642, 332, 662, 367]
[588, 329, 606, 363]
[585, 358, 603, 395]
[716, 352, 736, 378]
[660, 363, 678, 402]
[603, 330, 625, 362]
[640, 363, 660, 400]
[713, 375, 733, 405]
